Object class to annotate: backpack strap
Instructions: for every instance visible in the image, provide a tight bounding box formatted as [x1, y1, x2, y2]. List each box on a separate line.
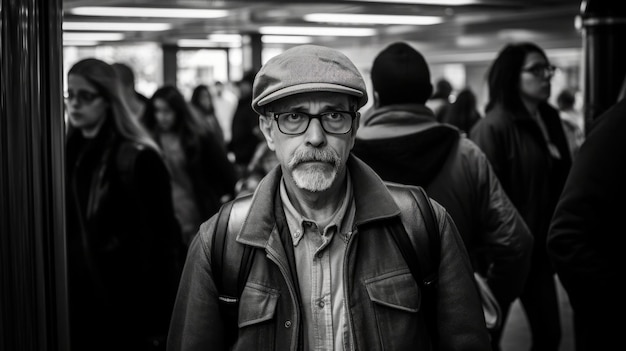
[388, 185, 441, 348]
[211, 194, 254, 347]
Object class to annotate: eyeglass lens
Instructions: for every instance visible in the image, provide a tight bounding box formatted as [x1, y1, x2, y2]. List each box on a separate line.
[65, 90, 101, 104]
[275, 111, 353, 135]
[523, 65, 556, 78]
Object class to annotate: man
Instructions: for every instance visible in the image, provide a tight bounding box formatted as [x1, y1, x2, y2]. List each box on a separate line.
[167, 45, 490, 351]
[352, 42, 533, 350]
[229, 69, 263, 175]
[426, 78, 453, 121]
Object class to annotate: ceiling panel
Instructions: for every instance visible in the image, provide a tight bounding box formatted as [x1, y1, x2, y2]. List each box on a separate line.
[62, 0, 583, 62]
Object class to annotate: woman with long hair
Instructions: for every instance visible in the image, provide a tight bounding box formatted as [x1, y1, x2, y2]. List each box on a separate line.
[65, 58, 184, 351]
[190, 84, 226, 149]
[143, 85, 237, 245]
[469, 43, 572, 351]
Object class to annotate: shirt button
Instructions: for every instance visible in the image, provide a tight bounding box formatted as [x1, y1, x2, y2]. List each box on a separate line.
[284, 320, 292, 328]
[318, 300, 325, 308]
[316, 252, 323, 259]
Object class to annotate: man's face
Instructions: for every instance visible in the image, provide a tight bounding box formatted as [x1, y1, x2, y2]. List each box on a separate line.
[259, 91, 359, 193]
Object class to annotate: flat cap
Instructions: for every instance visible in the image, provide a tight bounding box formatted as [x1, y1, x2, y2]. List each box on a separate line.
[252, 45, 368, 114]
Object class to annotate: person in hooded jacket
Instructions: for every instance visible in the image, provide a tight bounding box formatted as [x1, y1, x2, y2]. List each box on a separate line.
[352, 42, 534, 350]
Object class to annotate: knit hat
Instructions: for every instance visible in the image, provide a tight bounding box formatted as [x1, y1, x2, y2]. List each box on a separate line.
[252, 45, 368, 114]
[371, 42, 432, 105]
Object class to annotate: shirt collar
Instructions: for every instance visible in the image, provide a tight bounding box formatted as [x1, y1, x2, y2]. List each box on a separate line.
[280, 171, 353, 246]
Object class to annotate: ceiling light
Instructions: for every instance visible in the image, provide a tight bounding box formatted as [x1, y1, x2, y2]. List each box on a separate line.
[207, 34, 242, 43]
[177, 39, 240, 48]
[69, 7, 228, 19]
[261, 35, 314, 44]
[63, 41, 99, 47]
[304, 13, 443, 25]
[63, 32, 125, 41]
[63, 22, 172, 31]
[353, 0, 478, 5]
[259, 26, 376, 37]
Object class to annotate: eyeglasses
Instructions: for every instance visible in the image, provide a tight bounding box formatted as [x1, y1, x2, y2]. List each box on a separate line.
[522, 64, 557, 79]
[64, 90, 102, 104]
[271, 111, 357, 135]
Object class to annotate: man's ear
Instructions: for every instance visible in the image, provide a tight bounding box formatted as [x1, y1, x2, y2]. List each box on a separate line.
[259, 115, 276, 152]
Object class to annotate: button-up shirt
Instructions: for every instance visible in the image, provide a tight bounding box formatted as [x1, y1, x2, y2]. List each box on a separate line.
[280, 175, 356, 351]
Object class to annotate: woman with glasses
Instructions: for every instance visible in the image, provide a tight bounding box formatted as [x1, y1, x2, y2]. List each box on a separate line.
[143, 85, 237, 246]
[469, 42, 572, 351]
[65, 58, 184, 351]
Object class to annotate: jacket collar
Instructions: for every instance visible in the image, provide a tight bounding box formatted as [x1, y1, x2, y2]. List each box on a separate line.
[236, 155, 401, 248]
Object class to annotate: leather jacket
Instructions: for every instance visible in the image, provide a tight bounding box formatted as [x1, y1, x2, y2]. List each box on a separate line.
[168, 156, 491, 351]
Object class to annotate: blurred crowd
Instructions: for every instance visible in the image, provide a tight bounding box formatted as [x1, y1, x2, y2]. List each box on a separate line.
[64, 38, 623, 350]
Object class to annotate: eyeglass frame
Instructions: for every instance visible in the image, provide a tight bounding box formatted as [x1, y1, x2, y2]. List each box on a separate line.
[521, 64, 557, 79]
[269, 110, 358, 135]
[64, 90, 102, 105]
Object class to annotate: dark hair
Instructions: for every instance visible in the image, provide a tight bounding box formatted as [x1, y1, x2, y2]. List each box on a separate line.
[486, 42, 549, 113]
[431, 79, 453, 99]
[441, 88, 481, 133]
[143, 85, 205, 143]
[190, 84, 215, 115]
[556, 89, 576, 110]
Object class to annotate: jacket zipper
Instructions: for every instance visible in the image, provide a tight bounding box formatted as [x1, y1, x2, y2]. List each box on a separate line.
[343, 227, 358, 351]
[266, 244, 300, 351]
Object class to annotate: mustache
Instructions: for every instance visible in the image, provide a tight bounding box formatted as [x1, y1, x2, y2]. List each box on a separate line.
[288, 148, 340, 169]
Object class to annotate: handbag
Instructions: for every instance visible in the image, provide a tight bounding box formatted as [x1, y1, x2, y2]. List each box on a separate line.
[473, 272, 502, 331]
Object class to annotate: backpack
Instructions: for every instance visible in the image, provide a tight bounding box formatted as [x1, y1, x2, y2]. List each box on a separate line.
[210, 185, 441, 348]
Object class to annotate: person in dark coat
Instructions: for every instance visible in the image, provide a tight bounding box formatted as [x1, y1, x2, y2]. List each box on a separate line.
[190, 84, 227, 150]
[427, 78, 453, 121]
[352, 42, 533, 347]
[143, 85, 237, 245]
[112, 62, 149, 120]
[469, 42, 572, 351]
[547, 96, 626, 351]
[228, 70, 263, 175]
[65, 58, 184, 351]
[441, 88, 482, 134]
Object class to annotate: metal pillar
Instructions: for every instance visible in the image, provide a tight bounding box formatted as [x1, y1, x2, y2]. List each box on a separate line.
[0, 0, 67, 350]
[581, 0, 626, 131]
[242, 33, 262, 74]
[163, 44, 179, 86]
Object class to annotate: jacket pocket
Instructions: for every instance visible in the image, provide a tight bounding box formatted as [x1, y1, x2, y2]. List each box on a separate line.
[238, 282, 280, 328]
[365, 270, 424, 350]
[233, 282, 280, 351]
[365, 270, 421, 312]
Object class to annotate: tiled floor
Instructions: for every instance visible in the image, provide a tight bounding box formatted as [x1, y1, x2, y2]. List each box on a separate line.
[500, 277, 574, 351]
